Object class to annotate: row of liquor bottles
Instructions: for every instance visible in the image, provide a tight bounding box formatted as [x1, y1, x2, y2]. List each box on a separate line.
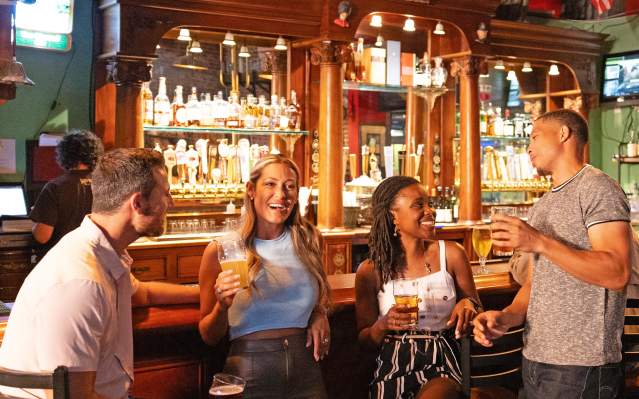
[429, 186, 459, 224]
[479, 102, 534, 137]
[143, 77, 302, 130]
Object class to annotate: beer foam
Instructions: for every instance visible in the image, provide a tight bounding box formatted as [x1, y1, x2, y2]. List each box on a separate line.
[209, 384, 244, 395]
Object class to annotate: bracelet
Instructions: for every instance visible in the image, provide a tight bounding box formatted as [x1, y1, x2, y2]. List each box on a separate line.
[463, 297, 483, 312]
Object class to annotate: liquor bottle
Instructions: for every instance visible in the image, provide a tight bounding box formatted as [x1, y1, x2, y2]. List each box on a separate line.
[441, 187, 453, 223]
[153, 77, 171, 127]
[278, 97, 289, 130]
[450, 186, 459, 222]
[287, 90, 301, 130]
[142, 82, 154, 126]
[431, 56, 447, 88]
[186, 87, 200, 126]
[200, 93, 215, 127]
[355, 38, 364, 81]
[479, 102, 488, 135]
[493, 107, 504, 137]
[429, 187, 439, 210]
[213, 92, 228, 128]
[503, 108, 514, 136]
[258, 95, 270, 129]
[171, 85, 187, 127]
[486, 103, 495, 136]
[628, 130, 639, 158]
[270, 95, 280, 130]
[226, 94, 241, 128]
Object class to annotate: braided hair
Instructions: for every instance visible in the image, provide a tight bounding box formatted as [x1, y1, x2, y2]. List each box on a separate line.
[369, 176, 420, 284]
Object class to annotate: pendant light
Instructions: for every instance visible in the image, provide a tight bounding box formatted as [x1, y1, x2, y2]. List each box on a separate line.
[522, 62, 533, 73]
[433, 21, 445, 35]
[403, 17, 416, 32]
[548, 64, 560, 76]
[370, 14, 382, 28]
[177, 28, 191, 41]
[274, 36, 287, 51]
[223, 31, 236, 46]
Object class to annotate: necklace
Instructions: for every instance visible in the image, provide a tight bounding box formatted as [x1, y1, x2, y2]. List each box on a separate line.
[424, 259, 432, 274]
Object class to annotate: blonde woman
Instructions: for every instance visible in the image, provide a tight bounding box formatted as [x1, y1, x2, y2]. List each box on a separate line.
[199, 155, 330, 398]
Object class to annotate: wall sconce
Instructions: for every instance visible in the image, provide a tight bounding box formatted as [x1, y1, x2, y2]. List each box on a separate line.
[274, 36, 288, 51]
[506, 70, 517, 81]
[375, 34, 383, 47]
[522, 62, 533, 73]
[433, 21, 445, 35]
[370, 14, 382, 28]
[223, 31, 236, 46]
[403, 17, 416, 32]
[189, 40, 203, 53]
[177, 28, 191, 41]
[238, 45, 250, 58]
[548, 64, 560, 76]
[476, 22, 488, 43]
[494, 59, 505, 70]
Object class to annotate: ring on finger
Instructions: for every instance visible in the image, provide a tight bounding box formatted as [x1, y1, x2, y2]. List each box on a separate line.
[216, 287, 222, 295]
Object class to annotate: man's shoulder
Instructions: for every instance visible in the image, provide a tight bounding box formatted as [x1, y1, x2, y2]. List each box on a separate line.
[41, 230, 107, 282]
[578, 165, 621, 189]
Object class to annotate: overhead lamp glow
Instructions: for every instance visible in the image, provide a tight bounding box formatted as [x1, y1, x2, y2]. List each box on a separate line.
[370, 14, 382, 28]
[238, 45, 250, 58]
[403, 17, 416, 32]
[375, 34, 383, 47]
[522, 62, 533, 73]
[494, 59, 505, 70]
[506, 70, 517, 81]
[177, 28, 191, 41]
[189, 40, 203, 53]
[433, 21, 445, 35]
[223, 31, 236, 46]
[548, 64, 560, 76]
[274, 36, 287, 51]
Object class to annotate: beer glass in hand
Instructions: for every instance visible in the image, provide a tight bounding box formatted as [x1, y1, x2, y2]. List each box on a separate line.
[218, 234, 249, 289]
[472, 226, 492, 275]
[490, 206, 517, 257]
[209, 373, 245, 398]
[393, 278, 419, 330]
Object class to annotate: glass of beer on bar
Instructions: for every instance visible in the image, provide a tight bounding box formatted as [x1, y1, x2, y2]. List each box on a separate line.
[472, 225, 492, 275]
[393, 278, 419, 330]
[218, 234, 249, 289]
[209, 373, 245, 398]
[490, 206, 517, 257]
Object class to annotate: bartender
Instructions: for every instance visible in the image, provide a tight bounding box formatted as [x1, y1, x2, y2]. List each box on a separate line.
[30, 129, 104, 253]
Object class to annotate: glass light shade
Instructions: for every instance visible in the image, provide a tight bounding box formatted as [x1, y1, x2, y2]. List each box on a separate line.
[238, 45, 250, 58]
[433, 21, 445, 35]
[375, 34, 383, 47]
[223, 31, 236, 46]
[177, 28, 191, 41]
[506, 70, 516, 81]
[370, 14, 382, 28]
[494, 59, 505, 70]
[403, 18, 416, 32]
[548, 64, 560, 76]
[189, 40, 203, 53]
[0, 57, 35, 86]
[522, 62, 533, 73]
[274, 36, 287, 51]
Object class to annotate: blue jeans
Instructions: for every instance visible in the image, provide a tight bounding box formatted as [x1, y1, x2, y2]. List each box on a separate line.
[522, 357, 624, 399]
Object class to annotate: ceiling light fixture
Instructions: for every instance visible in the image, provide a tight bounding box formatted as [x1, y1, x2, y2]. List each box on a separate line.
[375, 34, 383, 47]
[239, 45, 251, 58]
[274, 36, 288, 51]
[494, 59, 505, 70]
[522, 62, 533, 73]
[403, 17, 416, 32]
[506, 70, 517, 81]
[189, 40, 203, 53]
[370, 14, 382, 28]
[433, 21, 445, 35]
[177, 28, 191, 41]
[223, 31, 236, 46]
[548, 64, 560, 76]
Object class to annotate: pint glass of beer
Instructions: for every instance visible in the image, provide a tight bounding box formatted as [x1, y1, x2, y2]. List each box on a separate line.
[218, 234, 249, 289]
[209, 373, 245, 398]
[490, 206, 517, 257]
[393, 278, 419, 329]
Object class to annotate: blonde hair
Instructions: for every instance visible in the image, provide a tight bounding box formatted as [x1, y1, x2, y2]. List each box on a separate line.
[241, 154, 331, 313]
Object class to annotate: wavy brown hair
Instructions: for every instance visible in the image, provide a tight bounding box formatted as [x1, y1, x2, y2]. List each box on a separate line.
[240, 155, 331, 313]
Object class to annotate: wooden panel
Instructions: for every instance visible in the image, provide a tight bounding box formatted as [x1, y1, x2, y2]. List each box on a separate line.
[131, 358, 203, 399]
[132, 257, 168, 281]
[177, 255, 202, 281]
[322, 240, 352, 275]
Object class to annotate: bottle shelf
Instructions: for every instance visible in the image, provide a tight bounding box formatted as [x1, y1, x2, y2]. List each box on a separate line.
[343, 81, 449, 97]
[613, 155, 639, 164]
[481, 181, 551, 192]
[144, 125, 308, 137]
[454, 135, 529, 142]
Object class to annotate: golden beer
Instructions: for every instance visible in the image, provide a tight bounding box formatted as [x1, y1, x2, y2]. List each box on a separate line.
[471, 228, 492, 258]
[394, 294, 419, 327]
[209, 385, 244, 398]
[220, 259, 249, 289]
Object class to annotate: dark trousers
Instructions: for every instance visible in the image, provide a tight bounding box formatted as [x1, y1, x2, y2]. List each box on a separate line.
[522, 357, 624, 399]
[224, 333, 327, 399]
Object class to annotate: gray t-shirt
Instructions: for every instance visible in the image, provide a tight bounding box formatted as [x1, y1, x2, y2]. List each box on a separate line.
[524, 165, 630, 366]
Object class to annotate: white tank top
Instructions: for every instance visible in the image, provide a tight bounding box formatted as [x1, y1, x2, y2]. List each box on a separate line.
[377, 240, 457, 331]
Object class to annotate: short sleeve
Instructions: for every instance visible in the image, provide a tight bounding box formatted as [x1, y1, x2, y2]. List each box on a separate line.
[581, 173, 630, 229]
[34, 280, 108, 372]
[29, 182, 59, 226]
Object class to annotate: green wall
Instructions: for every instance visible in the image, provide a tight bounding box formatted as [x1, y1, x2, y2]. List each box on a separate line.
[533, 15, 639, 193]
[0, 0, 93, 182]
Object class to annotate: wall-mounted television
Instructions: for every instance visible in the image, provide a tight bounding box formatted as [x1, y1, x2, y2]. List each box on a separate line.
[601, 50, 639, 103]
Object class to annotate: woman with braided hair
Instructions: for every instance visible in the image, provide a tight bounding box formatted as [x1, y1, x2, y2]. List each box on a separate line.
[356, 176, 481, 399]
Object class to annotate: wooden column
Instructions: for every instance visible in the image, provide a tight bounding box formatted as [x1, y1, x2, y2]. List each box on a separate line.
[451, 56, 481, 222]
[311, 41, 350, 229]
[0, 2, 15, 101]
[269, 51, 288, 153]
[405, 91, 425, 178]
[106, 57, 152, 148]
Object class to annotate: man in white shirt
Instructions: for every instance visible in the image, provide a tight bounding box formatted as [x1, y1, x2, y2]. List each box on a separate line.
[0, 148, 199, 399]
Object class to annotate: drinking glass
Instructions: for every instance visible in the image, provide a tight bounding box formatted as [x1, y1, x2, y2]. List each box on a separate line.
[472, 225, 492, 275]
[490, 206, 517, 257]
[392, 278, 419, 330]
[209, 373, 245, 398]
[217, 234, 249, 289]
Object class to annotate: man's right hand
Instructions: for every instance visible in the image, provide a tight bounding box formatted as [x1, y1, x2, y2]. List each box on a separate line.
[472, 310, 520, 347]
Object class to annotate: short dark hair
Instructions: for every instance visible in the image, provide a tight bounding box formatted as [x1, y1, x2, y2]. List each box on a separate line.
[536, 109, 589, 144]
[91, 148, 164, 214]
[55, 129, 104, 171]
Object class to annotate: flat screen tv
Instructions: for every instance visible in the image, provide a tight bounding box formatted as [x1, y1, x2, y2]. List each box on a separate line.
[601, 50, 639, 103]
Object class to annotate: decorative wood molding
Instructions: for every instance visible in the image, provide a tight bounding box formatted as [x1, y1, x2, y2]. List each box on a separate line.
[310, 41, 352, 65]
[450, 56, 482, 78]
[266, 51, 288, 75]
[106, 58, 153, 87]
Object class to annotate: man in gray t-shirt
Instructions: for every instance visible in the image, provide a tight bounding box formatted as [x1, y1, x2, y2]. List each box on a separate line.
[473, 109, 633, 399]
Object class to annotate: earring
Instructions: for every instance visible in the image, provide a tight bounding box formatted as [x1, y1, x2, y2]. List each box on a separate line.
[393, 225, 399, 237]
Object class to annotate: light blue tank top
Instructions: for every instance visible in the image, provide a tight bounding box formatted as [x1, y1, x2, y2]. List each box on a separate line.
[228, 229, 319, 340]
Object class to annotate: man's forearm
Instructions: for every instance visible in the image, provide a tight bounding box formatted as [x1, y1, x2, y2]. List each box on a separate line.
[138, 281, 199, 306]
[502, 280, 530, 328]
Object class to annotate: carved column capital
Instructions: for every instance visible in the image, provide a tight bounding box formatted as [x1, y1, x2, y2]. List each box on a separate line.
[265, 51, 288, 75]
[310, 41, 352, 65]
[106, 57, 153, 87]
[450, 56, 482, 78]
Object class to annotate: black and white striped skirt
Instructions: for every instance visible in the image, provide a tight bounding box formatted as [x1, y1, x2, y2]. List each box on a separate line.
[369, 330, 462, 399]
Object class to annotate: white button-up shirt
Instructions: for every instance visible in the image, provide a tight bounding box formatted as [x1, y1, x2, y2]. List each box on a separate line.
[0, 216, 139, 399]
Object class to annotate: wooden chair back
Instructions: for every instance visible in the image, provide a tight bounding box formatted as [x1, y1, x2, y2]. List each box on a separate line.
[0, 366, 68, 399]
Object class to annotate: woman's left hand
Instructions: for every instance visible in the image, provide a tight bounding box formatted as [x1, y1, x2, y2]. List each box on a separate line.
[446, 298, 478, 339]
[306, 310, 330, 361]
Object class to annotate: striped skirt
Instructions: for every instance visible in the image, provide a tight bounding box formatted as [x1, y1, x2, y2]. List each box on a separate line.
[369, 330, 462, 399]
